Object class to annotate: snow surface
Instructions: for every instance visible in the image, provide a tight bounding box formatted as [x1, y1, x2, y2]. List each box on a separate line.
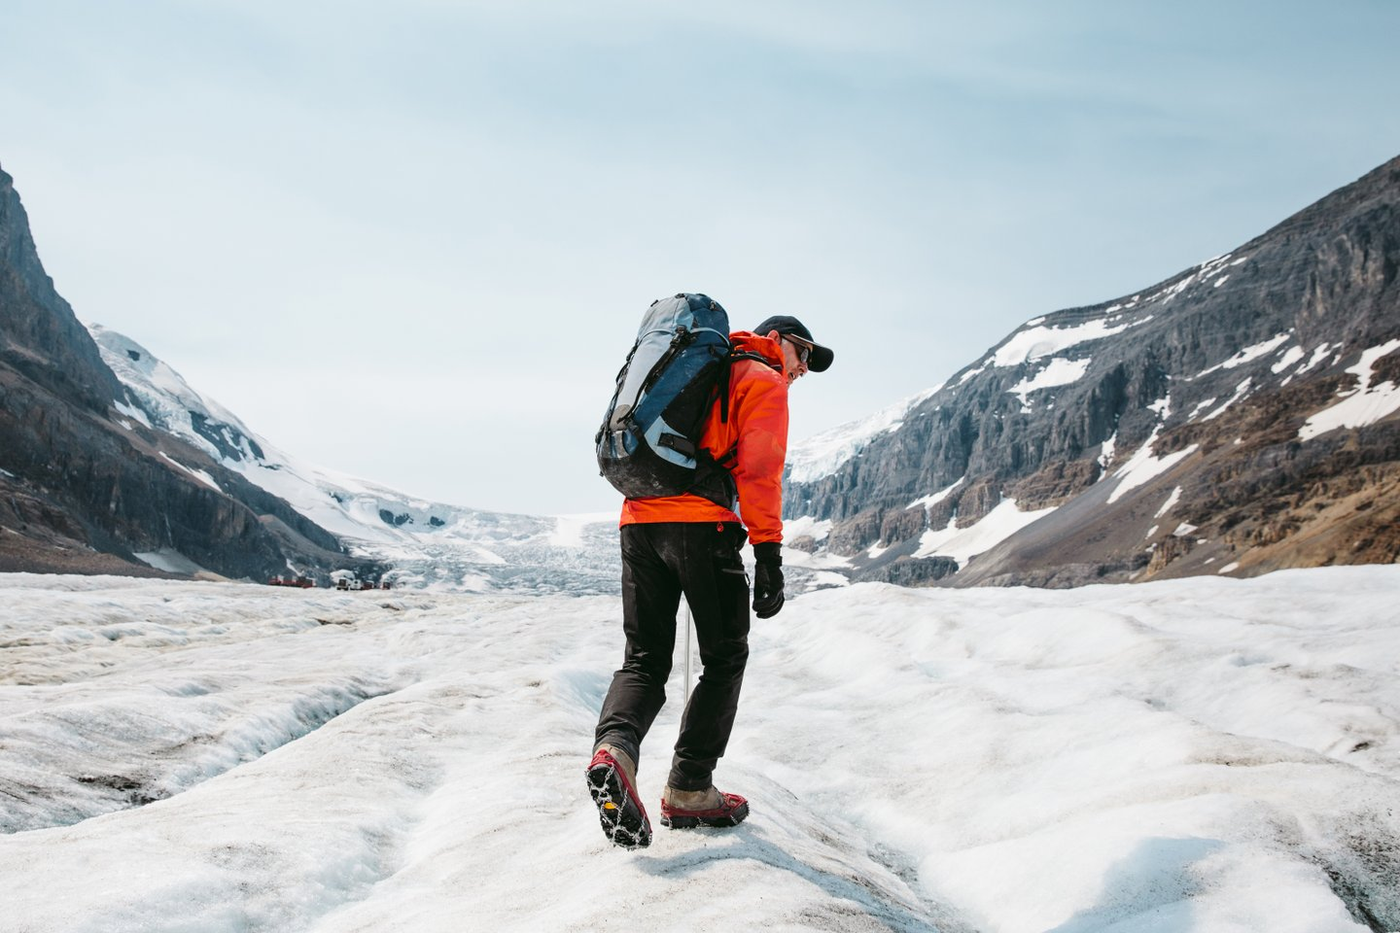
[4, 568, 1400, 931]
[548, 512, 617, 548]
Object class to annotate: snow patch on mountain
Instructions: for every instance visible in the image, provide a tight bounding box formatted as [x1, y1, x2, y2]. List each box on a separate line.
[1299, 338, 1400, 441]
[1097, 434, 1117, 474]
[1008, 357, 1092, 407]
[1109, 437, 1199, 505]
[93, 327, 247, 430]
[992, 315, 1149, 368]
[1196, 332, 1292, 378]
[1272, 345, 1307, 375]
[1155, 486, 1184, 518]
[134, 549, 212, 576]
[1199, 378, 1253, 422]
[113, 398, 152, 428]
[783, 515, 833, 543]
[158, 452, 220, 491]
[913, 497, 1057, 566]
[1108, 396, 1199, 505]
[1298, 343, 1334, 375]
[908, 477, 965, 513]
[1141, 253, 1244, 307]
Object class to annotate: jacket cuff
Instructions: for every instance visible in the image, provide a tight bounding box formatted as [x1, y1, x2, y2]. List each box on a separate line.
[752, 541, 782, 565]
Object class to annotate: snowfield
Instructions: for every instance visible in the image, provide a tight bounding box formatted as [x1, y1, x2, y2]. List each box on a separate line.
[3, 567, 1400, 932]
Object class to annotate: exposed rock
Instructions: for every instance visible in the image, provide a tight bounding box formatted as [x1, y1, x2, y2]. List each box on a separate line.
[1009, 460, 1102, 509]
[852, 555, 958, 586]
[826, 507, 881, 556]
[953, 476, 1002, 527]
[879, 506, 925, 546]
[0, 169, 124, 414]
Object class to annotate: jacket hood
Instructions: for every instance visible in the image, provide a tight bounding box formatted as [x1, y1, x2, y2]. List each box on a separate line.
[730, 331, 785, 367]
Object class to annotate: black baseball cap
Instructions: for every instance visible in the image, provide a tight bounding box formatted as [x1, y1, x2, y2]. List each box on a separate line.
[753, 315, 834, 372]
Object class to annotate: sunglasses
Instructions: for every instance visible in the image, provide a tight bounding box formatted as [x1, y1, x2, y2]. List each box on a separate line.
[783, 334, 813, 365]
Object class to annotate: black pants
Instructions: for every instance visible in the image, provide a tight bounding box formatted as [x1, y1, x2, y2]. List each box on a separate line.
[594, 521, 751, 791]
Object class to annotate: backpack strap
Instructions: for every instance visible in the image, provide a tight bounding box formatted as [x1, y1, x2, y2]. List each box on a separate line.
[689, 350, 782, 510]
[689, 448, 738, 511]
[719, 350, 782, 424]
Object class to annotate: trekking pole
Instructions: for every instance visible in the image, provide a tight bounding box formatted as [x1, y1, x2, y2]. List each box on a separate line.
[682, 601, 693, 704]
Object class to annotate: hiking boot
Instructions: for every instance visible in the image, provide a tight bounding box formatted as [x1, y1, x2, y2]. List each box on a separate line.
[659, 784, 749, 829]
[586, 745, 651, 849]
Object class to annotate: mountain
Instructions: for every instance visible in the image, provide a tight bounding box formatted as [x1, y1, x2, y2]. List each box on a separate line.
[0, 165, 374, 581]
[0, 163, 619, 590]
[785, 154, 1400, 588]
[11, 151, 1397, 593]
[88, 324, 620, 593]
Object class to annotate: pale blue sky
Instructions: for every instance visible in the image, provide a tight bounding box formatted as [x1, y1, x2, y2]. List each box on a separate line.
[3, 1, 1398, 514]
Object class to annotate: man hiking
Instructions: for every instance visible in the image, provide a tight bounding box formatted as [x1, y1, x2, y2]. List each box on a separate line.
[587, 311, 834, 849]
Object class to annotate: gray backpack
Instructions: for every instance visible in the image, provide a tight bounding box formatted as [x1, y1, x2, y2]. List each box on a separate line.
[596, 293, 764, 505]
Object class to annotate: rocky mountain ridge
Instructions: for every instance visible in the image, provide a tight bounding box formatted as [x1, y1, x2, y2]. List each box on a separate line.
[785, 154, 1400, 587]
[0, 164, 379, 582]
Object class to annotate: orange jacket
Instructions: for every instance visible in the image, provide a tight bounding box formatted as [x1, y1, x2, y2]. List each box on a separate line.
[619, 332, 790, 544]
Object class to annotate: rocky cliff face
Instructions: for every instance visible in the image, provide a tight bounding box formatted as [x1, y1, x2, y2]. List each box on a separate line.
[0, 164, 380, 581]
[788, 154, 1400, 587]
[0, 172, 129, 419]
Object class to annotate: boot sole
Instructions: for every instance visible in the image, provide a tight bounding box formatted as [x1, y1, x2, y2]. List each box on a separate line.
[586, 759, 652, 849]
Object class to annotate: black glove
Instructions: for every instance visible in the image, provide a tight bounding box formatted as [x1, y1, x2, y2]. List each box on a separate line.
[751, 542, 785, 619]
